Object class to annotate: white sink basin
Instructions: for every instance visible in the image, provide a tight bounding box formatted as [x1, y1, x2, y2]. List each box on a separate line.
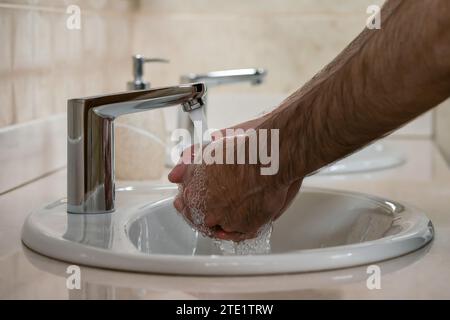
[316, 142, 406, 175]
[22, 185, 433, 275]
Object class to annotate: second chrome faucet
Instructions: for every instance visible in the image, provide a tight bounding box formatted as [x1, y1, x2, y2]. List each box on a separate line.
[178, 68, 267, 137]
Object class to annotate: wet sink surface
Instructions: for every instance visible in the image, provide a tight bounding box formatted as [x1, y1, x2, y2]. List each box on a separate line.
[22, 185, 433, 275]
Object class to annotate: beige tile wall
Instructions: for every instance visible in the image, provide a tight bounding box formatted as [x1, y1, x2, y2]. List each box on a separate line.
[132, 0, 385, 93]
[0, 0, 137, 127]
[0, 0, 171, 184]
[1, 0, 448, 165]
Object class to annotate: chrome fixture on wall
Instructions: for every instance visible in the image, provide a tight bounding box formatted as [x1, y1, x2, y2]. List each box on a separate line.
[181, 68, 266, 87]
[178, 68, 267, 132]
[127, 54, 169, 90]
[67, 83, 206, 214]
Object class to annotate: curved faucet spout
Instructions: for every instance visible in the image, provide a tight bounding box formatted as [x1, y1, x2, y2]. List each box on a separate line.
[67, 83, 207, 214]
[181, 68, 267, 87]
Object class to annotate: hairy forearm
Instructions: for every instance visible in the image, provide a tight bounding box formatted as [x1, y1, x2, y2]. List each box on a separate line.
[265, 0, 450, 185]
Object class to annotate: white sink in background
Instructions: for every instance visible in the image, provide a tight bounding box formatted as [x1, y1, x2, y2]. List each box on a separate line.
[22, 185, 433, 275]
[316, 142, 406, 175]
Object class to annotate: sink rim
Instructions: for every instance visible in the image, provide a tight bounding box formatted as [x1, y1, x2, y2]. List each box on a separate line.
[21, 186, 434, 275]
[23, 242, 432, 293]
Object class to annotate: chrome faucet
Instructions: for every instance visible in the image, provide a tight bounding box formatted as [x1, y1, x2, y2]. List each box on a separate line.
[178, 68, 267, 133]
[67, 83, 206, 214]
[180, 68, 267, 87]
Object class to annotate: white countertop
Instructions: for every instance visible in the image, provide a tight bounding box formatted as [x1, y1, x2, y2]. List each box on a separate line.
[1, 138, 449, 299]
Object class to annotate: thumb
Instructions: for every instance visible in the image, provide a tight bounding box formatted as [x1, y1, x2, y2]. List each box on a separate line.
[168, 164, 187, 183]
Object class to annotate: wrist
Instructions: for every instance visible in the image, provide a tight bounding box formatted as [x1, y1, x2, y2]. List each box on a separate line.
[257, 101, 318, 186]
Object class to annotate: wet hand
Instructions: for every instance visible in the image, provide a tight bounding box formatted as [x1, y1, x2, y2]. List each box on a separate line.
[168, 119, 302, 242]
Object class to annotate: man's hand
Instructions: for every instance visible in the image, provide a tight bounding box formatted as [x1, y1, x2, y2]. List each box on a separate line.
[168, 119, 302, 242]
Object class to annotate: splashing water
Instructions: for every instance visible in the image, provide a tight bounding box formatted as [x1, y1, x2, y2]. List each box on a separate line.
[176, 166, 211, 236]
[183, 107, 273, 255]
[214, 223, 273, 255]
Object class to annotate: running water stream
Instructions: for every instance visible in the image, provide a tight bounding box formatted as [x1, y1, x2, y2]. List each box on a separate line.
[186, 107, 272, 255]
[188, 108, 210, 144]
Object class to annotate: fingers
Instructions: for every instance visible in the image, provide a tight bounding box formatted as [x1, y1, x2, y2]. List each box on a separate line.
[211, 226, 260, 242]
[173, 196, 184, 212]
[206, 204, 265, 241]
[212, 228, 246, 241]
[167, 152, 190, 183]
[203, 214, 221, 228]
[168, 143, 203, 183]
[209, 185, 293, 241]
[174, 195, 192, 222]
[174, 194, 261, 242]
[168, 153, 202, 185]
[168, 163, 187, 183]
[174, 190, 254, 242]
